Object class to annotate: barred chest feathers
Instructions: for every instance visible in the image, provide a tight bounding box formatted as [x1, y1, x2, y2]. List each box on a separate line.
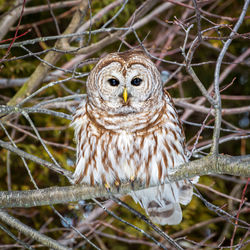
[72, 97, 187, 187]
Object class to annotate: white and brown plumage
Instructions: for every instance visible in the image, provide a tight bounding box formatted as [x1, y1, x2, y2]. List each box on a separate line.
[72, 50, 195, 225]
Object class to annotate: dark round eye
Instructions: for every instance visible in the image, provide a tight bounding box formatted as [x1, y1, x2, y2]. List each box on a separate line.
[108, 78, 119, 87]
[131, 78, 142, 86]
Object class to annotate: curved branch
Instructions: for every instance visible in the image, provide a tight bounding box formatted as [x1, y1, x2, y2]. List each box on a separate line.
[0, 154, 249, 208]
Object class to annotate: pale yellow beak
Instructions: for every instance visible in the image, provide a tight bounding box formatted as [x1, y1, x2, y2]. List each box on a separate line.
[123, 87, 128, 103]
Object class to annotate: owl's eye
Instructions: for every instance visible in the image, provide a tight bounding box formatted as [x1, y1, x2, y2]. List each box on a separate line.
[108, 78, 120, 87]
[131, 78, 142, 86]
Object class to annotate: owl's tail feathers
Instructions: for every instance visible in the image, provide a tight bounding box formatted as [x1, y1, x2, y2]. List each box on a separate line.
[130, 180, 195, 225]
[146, 198, 182, 225]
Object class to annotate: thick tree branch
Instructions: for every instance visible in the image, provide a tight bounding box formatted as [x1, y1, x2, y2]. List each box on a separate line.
[0, 154, 249, 208]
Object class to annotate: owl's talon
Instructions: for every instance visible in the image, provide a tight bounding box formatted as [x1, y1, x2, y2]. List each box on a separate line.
[104, 182, 111, 191]
[130, 176, 135, 189]
[115, 181, 120, 192]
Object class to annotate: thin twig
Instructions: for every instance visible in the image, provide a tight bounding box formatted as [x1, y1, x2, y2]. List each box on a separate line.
[92, 198, 167, 249]
[109, 195, 183, 250]
[0, 210, 70, 250]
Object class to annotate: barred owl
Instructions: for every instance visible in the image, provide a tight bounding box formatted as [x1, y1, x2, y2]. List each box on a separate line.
[72, 50, 195, 225]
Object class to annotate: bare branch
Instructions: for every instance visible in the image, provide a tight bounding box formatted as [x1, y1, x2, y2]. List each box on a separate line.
[0, 0, 23, 40]
[7, 0, 88, 107]
[0, 139, 72, 180]
[0, 155, 249, 208]
[211, 0, 250, 155]
[0, 210, 70, 250]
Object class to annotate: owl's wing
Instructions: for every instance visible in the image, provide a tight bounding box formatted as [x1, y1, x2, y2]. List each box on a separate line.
[70, 99, 89, 145]
[163, 88, 173, 102]
[71, 99, 87, 127]
[130, 90, 198, 225]
[70, 99, 88, 184]
[164, 87, 199, 204]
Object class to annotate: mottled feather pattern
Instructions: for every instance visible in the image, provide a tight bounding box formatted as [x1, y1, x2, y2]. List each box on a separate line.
[72, 51, 197, 225]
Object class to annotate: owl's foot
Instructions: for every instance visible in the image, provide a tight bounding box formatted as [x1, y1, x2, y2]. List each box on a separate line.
[130, 175, 135, 190]
[104, 182, 111, 191]
[115, 180, 120, 192]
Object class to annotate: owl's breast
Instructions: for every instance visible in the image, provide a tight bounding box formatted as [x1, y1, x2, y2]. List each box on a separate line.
[117, 131, 133, 153]
[73, 103, 186, 186]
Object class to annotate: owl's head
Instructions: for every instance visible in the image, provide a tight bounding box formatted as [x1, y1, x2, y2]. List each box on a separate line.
[87, 50, 163, 114]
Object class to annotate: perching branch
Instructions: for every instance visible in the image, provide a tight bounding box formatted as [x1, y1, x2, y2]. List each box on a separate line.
[0, 154, 249, 208]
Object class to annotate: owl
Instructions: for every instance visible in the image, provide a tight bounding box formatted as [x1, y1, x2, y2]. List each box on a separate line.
[72, 50, 196, 225]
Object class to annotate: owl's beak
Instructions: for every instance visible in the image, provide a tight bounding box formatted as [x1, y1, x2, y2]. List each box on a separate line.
[123, 87, 128, 103]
